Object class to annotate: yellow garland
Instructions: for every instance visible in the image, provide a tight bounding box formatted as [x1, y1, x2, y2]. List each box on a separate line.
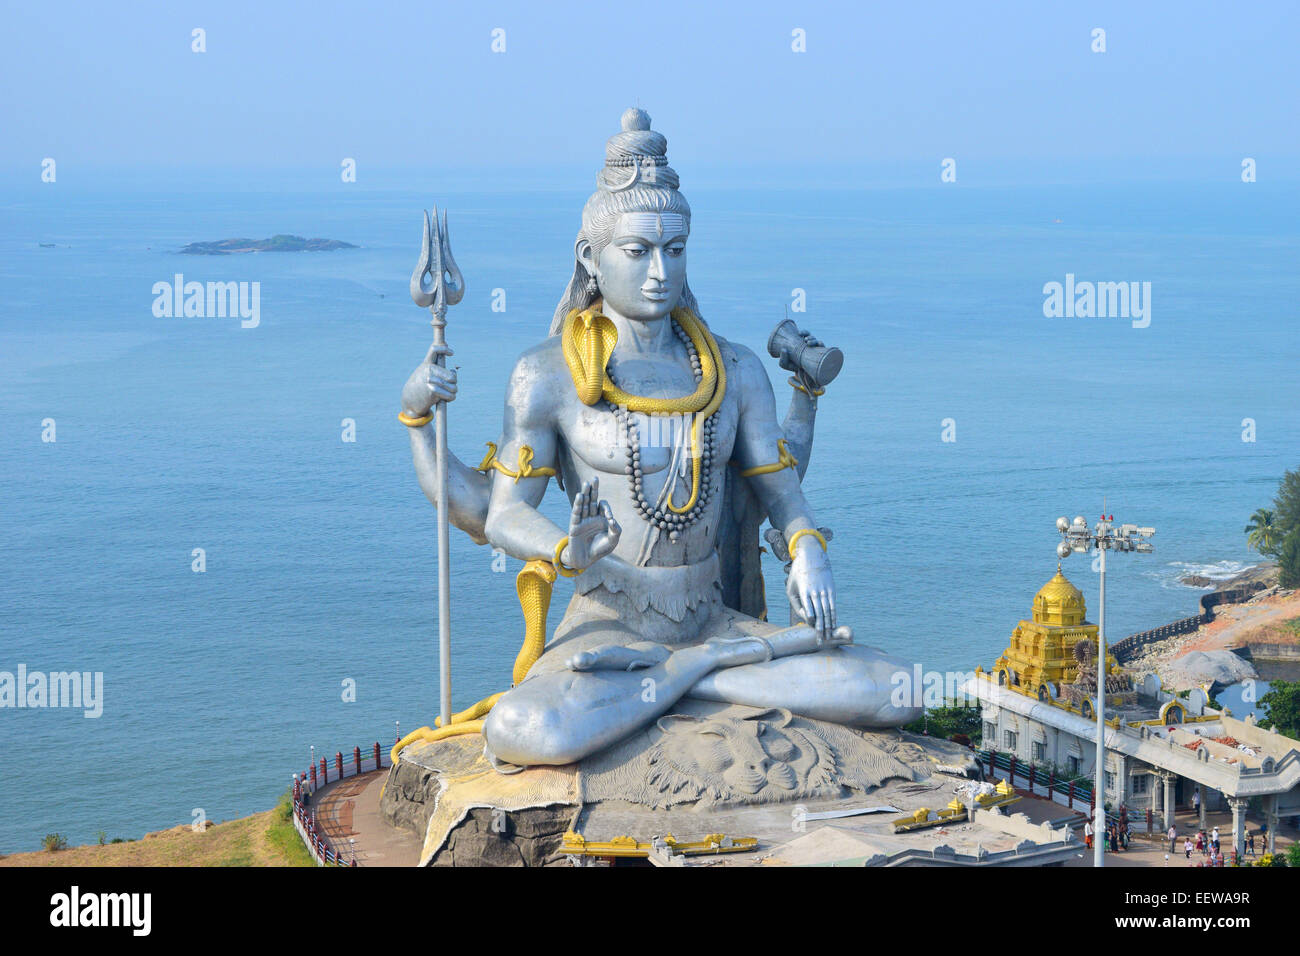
[561, 303, 726, 514]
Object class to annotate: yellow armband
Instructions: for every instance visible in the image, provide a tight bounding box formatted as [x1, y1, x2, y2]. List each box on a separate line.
[475, 443, 557, 483]
[789, 376, 825, 397]
[738, 438, 799, 477]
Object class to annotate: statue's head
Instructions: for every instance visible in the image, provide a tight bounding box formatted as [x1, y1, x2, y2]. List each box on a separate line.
[550, 108, 700, 334]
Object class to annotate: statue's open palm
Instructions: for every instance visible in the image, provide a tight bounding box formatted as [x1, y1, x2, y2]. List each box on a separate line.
[563, 478, 621, 569]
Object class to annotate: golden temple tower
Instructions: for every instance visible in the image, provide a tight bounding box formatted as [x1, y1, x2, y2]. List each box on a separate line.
[989, 566, 1115, 702]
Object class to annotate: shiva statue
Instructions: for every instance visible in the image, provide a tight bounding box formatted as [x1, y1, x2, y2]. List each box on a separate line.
[399, 109, 920, 769]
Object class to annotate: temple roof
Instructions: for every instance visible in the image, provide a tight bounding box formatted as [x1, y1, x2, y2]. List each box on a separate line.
[1031, 566, 1086, 626]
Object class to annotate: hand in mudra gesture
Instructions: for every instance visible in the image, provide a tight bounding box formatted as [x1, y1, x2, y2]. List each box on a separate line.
[561, 478, 621, 570]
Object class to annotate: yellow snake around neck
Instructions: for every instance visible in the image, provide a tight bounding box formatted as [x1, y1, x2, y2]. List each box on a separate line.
[560, 303, 726, 514]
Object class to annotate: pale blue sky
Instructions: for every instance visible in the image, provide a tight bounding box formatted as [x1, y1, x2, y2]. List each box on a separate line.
[2, 0, 1297, 183]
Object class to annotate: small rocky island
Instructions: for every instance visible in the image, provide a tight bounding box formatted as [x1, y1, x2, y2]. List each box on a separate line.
[180, 234, 357, 255]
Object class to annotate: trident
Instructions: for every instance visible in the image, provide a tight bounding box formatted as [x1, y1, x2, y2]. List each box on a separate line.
[410, 206, 464, 727]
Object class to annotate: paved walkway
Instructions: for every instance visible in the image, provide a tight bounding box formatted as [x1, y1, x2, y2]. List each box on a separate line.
[1162, 806, 1297, 864]
[313, 770, 421, 867]
[1059, 804, 1298, 868]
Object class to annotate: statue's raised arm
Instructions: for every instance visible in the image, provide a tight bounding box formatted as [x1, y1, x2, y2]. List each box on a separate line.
[400, 343, 494, 544]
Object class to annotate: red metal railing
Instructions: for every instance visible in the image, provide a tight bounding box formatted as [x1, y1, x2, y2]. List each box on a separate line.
[291, 741, 389, 867]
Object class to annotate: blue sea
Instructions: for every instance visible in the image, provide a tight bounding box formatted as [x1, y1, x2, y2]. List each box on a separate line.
[1, 173, 1297, 853]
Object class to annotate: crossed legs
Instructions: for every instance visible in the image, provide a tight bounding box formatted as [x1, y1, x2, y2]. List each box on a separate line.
[481, 604, 920, 768]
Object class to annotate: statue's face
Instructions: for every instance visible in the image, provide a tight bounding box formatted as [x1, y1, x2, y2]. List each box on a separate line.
[589, 212, 688, 322]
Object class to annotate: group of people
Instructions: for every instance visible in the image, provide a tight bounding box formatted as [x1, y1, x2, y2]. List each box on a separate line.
[1075, 787, 1285, 866]
[1082, 819, 1131, 852]
[1167, 821, 1260, 867]
[1172, 824, 1224, 865]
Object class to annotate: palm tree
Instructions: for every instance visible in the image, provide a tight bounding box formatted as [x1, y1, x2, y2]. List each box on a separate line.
[1245, 508, 1280, 556]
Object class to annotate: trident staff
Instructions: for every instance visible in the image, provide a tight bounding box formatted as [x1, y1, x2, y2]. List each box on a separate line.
[410, 207, 464, 727]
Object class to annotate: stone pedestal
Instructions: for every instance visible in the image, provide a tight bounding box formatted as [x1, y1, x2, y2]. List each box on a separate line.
[378, 700, 1077, 867]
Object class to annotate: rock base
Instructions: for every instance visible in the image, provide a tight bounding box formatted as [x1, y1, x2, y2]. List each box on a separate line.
[373, 700, 1085, 867]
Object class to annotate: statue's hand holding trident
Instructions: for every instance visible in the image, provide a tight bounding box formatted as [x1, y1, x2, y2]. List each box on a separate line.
[404, 208, 463, 417]
[400, 342, 458, 415]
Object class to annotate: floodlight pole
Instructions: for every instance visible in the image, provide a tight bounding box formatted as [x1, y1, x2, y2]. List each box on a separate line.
[1095, 543, 1106, 869]
[1056, 513, 1155, 868]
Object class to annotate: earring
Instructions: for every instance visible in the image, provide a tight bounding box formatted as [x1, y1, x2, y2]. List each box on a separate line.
[586, 274, 599, 295]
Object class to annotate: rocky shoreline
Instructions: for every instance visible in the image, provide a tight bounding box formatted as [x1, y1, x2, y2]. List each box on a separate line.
[1125, 562, 1295, 690]
[1178, 562, 1279, 590]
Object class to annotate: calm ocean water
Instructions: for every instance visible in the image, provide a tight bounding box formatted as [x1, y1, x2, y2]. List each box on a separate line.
[0, 175, 1296, 852]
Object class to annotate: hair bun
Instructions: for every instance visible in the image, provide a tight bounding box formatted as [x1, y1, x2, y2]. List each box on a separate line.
[621, 107, 652, 132]
[600, 107, 676, 190]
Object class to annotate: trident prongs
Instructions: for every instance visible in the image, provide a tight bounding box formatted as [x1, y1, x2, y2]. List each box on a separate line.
[410, 206, 464, 321]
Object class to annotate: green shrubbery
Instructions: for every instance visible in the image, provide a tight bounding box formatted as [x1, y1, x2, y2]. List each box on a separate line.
[1258, 680, 1300, 739]
[1280, 532, 1300, 590]
[904, 701, 982, 743]
[266, 788, 316, 867]
[1247, 467, 1300, 588]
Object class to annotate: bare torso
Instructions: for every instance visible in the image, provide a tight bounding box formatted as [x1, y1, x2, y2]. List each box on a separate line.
[543, 332, 741, 569]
